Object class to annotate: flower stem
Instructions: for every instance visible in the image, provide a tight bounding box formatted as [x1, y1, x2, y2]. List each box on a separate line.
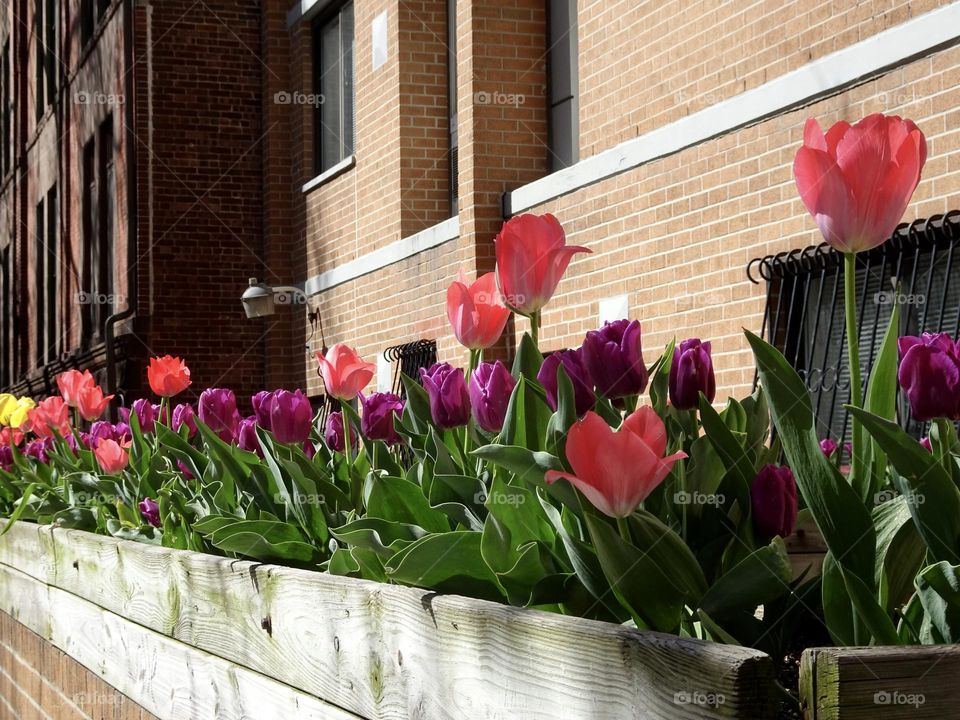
[844, 253, 864, 484]
[530, 311, 540, 348]
[340, 400, 353, 469]
[936, 418, 953, 471]
[616, 516, 632, 544]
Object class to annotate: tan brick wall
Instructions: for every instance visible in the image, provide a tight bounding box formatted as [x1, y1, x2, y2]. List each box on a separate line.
[523, 42, 960, 400]
[0, 611, 156, 720]
[576, 0, 955, 157]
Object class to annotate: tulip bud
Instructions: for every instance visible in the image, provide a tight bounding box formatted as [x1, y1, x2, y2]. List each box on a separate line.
[669, 339, 716, 410]
[819, 438, 838, 458]
[325, 411, 357, 453]
[198, 388, 240, 443]
[0, 446, 12, 471]
[172, 403, 198, 438]
[897, 333, 960, 421]
[468, 361, 516, 433]
[920, 436, 933, 453]
[581, 319, 648, 399]
[139, 497, 161, 528]
[237, 416, 261, 455]
[360, 392, 405, 444]
[419, 363, 471, 429]
[123, 398, 160, 434]
[268, 390, 314, 444]
[251, 390, 274, 430]
[751, 464, 798, 539]
[537, 349, 594, 417]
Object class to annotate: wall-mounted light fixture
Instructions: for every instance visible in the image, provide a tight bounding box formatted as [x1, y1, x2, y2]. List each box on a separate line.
[241, 278, 326, 353]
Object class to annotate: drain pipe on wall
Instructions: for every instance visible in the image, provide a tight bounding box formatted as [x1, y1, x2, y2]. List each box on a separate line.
[104, 0, 143, 404]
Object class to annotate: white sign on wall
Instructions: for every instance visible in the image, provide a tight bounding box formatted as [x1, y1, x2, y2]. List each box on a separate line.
[372, 11, 388, 70]
[598, 294, 629, 325]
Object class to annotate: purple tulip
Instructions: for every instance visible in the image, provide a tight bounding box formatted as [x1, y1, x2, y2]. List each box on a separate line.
[920, 436, 933, 453]
[122, 398, 161, 433]
[0, 446, 12, 471]
[89, 421, 114, 445]
[360, 392, 405, 444]
[172, 403, 198, 438]
[139, 497, 161, 528]
[419, 363, 471, 429]
[819, 438, 838, 458]
[303, 441, 317, 460]
[251, 390, 273, 431]
[468, 361, 516, 433]
[66, 432, 90, 454]
[198, 388, 240, 443]
[268, 390, 314, 444]
[537, 349, 594, 416]
[669, 338, 716, 410]
[237, 415, 261, 456]
[751, 465, 798, 539]
[325, 411, 357, 454]
[24, 439, 51, 464]
[581, 319, 649, 399]
[897, 333, 960, 421]
[177, 460, 194, 479]
[113, 422, 132, 443]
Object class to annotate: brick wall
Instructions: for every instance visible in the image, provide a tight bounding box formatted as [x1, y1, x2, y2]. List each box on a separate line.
[0, 611, 156, 720]
[136, 0, 267, 400]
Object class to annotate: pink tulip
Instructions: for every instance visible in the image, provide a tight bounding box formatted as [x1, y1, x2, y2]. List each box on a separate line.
[27, 397, 70, 439]
[315, 343, 376, 401]
[446, 270, 510, 350]
[545, 407, 685, 518]
[56, 369, 96, 408]
[794, 114, 926, 254]
[494, 213, 590, 316]
[95, 438, 130, 474]
[77, 384, 114, 422]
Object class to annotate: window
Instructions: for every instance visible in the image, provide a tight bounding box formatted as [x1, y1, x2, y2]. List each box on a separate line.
[752, 212, 960, 446]
[81, 116, 114, 344]
[0, 40, 11, 177]
[34, 0, 57, 121]
[312, 2, 354, 175]
[546, 0, 579, 170]
[447, 0, 458, 216]
[81, 0, 111, 47]
[35, 186, 58, 366]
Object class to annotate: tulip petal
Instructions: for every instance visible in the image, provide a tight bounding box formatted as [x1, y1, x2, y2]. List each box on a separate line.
[793, 146, 857, 252]
[622, 406, 667, 458]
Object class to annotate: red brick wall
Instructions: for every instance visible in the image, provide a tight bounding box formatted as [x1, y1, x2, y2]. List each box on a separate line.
[0, 611, 156, 720]
[135, 0, 267, 400]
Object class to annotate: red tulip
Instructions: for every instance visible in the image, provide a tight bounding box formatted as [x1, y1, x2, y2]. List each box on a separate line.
[27, 397, 70, 439]
[147, 355, 192, 397]
[794, 114, 926, 254]
[95, 438, 130, 474]
[77, 384, 114, 422]
[446, 270, 510, 350]
[56, 369, 95, 408]
[315, 343, 376, 401]
[495, 213, 590, 316]
[545, 406, 685, 518]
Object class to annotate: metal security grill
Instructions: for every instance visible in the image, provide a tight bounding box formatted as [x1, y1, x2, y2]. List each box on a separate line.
[748, 211, 960, 445]
[386, 339, 438, 397]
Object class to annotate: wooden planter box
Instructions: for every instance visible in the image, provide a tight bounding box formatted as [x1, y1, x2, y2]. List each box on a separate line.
[0, 521, 779, 720]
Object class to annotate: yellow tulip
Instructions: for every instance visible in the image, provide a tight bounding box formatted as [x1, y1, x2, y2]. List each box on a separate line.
[0, 394, 17, 426]
[8, 397, 36, 429]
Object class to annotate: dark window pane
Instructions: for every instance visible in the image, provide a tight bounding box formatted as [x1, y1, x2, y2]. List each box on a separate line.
[46, 186, 57, 358]
[341, 3, 354, 158]
[547, 0, 579, 170]
[313, 2, 355, 174]
[34, 200, 44, 366]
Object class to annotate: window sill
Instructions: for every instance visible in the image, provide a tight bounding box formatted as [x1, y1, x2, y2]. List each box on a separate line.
[302, 155, 355, 194]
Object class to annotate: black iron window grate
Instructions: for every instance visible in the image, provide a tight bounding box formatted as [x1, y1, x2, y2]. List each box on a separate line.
[385, 339, 438, 398]
[748, 210, 960, 445]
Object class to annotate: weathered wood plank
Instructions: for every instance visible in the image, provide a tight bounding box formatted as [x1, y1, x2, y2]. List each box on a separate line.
[801, 646, 960, 719]
[0, 522, 778, 719]
[0, 562, 364, 720]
